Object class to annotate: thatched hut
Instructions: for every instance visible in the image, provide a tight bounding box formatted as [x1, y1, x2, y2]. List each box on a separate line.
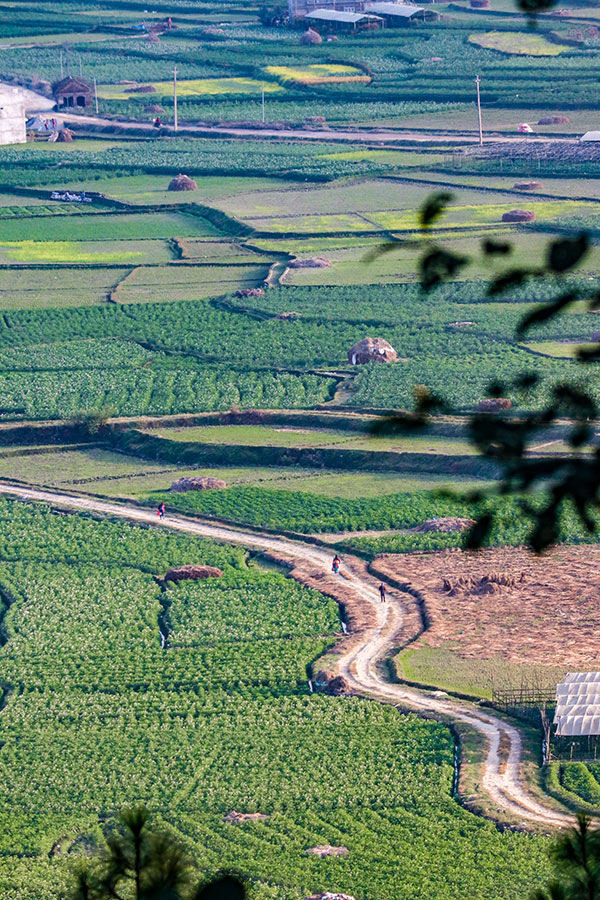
[348, 337, 397, 365]
[168, 173, 198, 192]
[501, 209, 535, 222]
[300, 28, 323, 44]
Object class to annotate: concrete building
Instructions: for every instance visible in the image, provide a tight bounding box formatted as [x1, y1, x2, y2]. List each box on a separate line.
[0, 88, 26, 145]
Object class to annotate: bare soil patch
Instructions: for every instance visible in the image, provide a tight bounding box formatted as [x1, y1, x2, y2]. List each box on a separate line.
[375, 545, 600, 667]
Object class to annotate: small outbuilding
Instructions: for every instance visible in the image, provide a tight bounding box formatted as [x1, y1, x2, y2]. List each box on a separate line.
[52, 76, 92, 109]
[364, 2, 428, 24]
[348, 337, 397, 365]
[305, 10, 384, 32]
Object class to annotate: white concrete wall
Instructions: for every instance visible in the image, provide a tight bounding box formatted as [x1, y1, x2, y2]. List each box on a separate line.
[0, 90, 26, 145]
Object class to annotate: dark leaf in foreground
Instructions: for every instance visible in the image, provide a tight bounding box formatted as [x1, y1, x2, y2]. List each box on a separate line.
[516, 292, 577, 338]
[194, 875, 246, 900]
[465, 514, 493, 549]
[488, 268, 534, 295]
[420, 248, 469, 290]
[419, 191, 454, 228]
[482, 237, 512, 255]
[361, 240, 406, 265]
[547, 233, 589, 273]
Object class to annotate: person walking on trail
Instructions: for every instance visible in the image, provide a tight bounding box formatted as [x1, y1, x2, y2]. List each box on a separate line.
[153, 116, 162, 128]
[379, 583, 387, 603]
[157, 502, 166, 518]
[332, 555, 341, 575]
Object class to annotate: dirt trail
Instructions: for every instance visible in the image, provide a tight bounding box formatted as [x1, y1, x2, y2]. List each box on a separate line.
[0, 481, 571, 829]
[51, 110, 577, 146]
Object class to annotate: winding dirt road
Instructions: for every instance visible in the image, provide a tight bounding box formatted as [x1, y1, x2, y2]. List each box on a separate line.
[0, 481, 571, 829]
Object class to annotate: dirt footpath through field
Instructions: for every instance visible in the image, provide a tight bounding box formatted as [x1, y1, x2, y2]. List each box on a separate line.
[0, 481, 571, 829]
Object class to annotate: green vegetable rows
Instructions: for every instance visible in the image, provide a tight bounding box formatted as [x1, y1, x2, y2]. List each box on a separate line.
[0, 500, 550, 899]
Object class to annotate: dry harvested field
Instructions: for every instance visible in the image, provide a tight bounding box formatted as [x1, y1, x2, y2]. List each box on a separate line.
[377, 545, 600, 696]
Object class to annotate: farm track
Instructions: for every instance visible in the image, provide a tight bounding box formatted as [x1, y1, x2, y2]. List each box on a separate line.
[0, 480, 571, 830]
[53, 110, 578, 146]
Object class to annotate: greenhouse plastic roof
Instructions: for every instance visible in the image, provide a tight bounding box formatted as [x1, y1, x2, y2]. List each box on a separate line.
[555, 673, 600, 735]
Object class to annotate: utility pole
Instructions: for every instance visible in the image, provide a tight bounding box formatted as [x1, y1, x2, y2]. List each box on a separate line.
[173, 65, 178, 131]
[261, 83, 265, 124]
[94, 77, 99, 115]
[475, 74, 483, 146]
[60, 49, 64, 78]
[79, 55, 83, 78]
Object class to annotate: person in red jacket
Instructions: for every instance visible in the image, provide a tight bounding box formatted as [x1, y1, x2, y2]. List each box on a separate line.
[157, 502, 166, 518]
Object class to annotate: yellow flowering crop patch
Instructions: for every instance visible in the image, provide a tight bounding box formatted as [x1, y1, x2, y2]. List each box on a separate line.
[97, 78, 284, 99]
[264, 64, 370, 84]
[0, 241, 144, 263]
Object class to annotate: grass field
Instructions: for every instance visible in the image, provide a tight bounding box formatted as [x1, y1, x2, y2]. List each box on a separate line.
[468, 31, 571, 55]
[0, 212, 220, 242]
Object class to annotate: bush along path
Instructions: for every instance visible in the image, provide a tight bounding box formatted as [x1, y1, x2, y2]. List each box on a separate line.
[0, 480, 571, 831]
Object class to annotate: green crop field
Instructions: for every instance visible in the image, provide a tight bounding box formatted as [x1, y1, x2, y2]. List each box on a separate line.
[0, 2, 599, 896]
[0, 501, 550, 900]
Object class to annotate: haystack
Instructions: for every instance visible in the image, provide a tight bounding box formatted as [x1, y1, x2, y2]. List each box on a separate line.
[164, 565, 223, 584]
[478, 397, 512, 412]
[348, 337, 397, 365]
[224, 811, 267, 824]
[290, 257, 331, 268]
[145, 30, 160, 42]
[170, 476, 227, 492]
[314, 669, 350, 695]
[305, 895, 355, 900]
[513, 181, 543, 190]
[306, 846, 349, 858]
[501, 209, 535, 222]
[168, 173, 198, 192]
[538, 115, 570, 124]
[145, 104, 165, 114]
[235, 288, 265, 298]
[275, 311, 300, 320]
[125, 84, 157, 93]
[57, 128, 74, 143]
[411, 517, 476, 534]
[300, 28, 322, 45]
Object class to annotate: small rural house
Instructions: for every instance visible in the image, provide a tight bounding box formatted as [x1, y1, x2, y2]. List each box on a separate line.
[304, 9, 384, 31]
[364, 1, 429, 23]
[0, 87, 26, 145]
[52, 76, 92, 109]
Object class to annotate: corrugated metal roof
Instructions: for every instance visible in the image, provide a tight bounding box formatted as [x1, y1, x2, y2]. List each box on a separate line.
[555, 674, 600, 735]
[306, 8, 383, 21]
[365, 2, 424, 16]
